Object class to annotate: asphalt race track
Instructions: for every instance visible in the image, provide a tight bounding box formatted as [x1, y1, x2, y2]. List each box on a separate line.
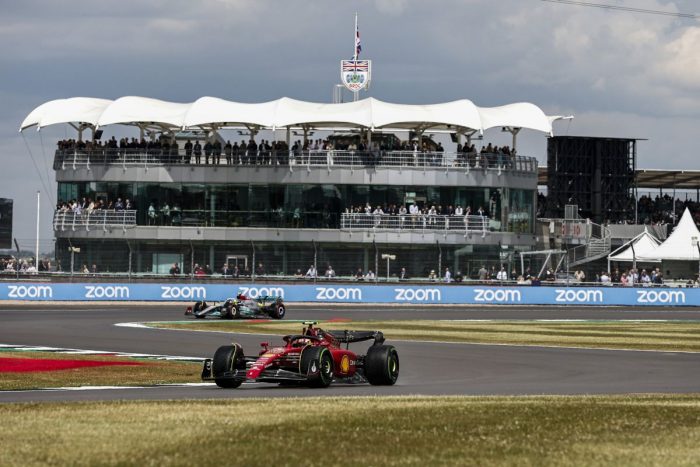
[2, 304, 700, 402]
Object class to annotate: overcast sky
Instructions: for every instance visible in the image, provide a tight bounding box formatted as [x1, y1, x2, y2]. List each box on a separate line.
[2, 0, 699, 248]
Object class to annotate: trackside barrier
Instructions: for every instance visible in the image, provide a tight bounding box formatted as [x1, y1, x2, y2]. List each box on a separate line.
[1, 283, 699, 306]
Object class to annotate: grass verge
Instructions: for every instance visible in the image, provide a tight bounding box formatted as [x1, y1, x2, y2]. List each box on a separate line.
[0, 352, 201, 390]
[2, 395, 700, 466]
[150, 320, 700, 352]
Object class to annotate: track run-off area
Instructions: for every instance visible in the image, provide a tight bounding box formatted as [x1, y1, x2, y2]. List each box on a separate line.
[1, 303, 700, 402]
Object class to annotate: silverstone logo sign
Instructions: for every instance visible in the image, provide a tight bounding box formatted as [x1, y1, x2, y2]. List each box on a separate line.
[340, 60, 371, 92]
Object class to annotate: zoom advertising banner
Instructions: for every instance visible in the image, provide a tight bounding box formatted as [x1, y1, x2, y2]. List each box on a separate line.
[1, 282, 699, 306]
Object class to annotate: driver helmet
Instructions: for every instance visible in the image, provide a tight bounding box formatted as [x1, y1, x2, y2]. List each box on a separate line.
[236, 293, 247, 300]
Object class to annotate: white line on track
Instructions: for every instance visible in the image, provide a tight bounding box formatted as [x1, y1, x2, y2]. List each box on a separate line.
[0, 343, 204, 362]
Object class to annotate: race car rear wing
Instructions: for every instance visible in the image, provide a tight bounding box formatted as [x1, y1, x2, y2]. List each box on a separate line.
[325, 330, 385, 346]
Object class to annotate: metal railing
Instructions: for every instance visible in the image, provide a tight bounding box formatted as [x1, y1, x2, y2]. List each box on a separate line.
[340, 213, 489, 235]
[53, 149, 537, 173]
[568, 222, 612, 266]
[53, 210, 137, 232]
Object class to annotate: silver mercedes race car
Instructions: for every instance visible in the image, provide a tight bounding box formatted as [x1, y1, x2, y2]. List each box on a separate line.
[185, 293, 286, 320]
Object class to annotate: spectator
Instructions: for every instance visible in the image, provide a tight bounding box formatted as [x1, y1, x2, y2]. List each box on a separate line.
[161, 202, 171, 225]
[428, 269, 437, 281]
[496, 267, 508, 281]
[148, 203, 157, 225]
[355, 268, 364, 280]
[221, 263, 231, 277]
[399, 267, 409, 281]
[169, 263, 181, 275]
[444, 267, 452, 283]
[325, 265, 335, 278]
[305, 264, 317, 278]
[477, 265, 488, 281]
[365, 269, 375, 280]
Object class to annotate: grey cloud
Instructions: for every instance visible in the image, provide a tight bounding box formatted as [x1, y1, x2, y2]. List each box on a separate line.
[2, 0, 700, 242]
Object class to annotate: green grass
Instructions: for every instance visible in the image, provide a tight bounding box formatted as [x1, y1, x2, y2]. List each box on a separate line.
[150, 320, 700, 352]
[0, 352, 201, 390]
[2, 395, 700, 466]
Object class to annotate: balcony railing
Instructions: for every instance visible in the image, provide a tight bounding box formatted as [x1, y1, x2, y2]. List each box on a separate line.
[53, 148, 537, 173]
[340, 213, 489, 235]
[53, 210, 137, 232]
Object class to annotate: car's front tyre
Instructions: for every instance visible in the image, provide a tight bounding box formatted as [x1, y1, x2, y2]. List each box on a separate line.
[193, 301, 206, 319]
[212, 344, 245, 388]
[300, 346, 333, 388]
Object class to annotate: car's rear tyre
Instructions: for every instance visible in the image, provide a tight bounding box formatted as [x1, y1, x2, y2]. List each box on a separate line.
[364, 345, 399, 385]
[300, 346, 333, 388]
[270, 303, 285, 320]
[193, 301, 206, 319]
[212, 344, 244, 389]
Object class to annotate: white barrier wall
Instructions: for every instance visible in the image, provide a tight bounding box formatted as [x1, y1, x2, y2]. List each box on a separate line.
[1, 283, 698, 306]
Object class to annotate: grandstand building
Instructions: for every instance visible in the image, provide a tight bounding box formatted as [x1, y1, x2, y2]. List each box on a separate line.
[22, 96, 565, 278]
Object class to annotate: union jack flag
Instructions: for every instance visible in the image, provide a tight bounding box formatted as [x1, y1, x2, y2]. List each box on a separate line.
[355, 28, 362, 57]
[342, 60, 369, 72]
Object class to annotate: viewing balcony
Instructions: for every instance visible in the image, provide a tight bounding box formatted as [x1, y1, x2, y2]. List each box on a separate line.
[340, 213, 489, 236]
[53, 210, 137, 232]
[53, 148, 538, 174]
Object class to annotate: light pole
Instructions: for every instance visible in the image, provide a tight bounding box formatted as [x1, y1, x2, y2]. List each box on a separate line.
[381, 254, 396, 281]
[693, 237, 700, 284]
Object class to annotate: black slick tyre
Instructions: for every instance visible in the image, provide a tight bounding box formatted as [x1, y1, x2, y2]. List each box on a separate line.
[364, 345, 399, 385]
[193, 301, 206, 319]
[300, 346, 333, 388]
[212, 344, 244, 388]
[270, 303, 285, 320]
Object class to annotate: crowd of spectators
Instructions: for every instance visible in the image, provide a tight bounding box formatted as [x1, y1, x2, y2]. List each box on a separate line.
[342, 202, 491, 231]
[56, 136, 520, 169]
[56, 196, 133, 214]
[594, 267, 666, 285]
[635, 195, 700, 225]
[536, 193, 700, 226]
[0, 257, 55, 274]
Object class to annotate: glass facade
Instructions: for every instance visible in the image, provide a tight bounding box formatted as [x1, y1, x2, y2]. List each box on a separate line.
[57, 182, 535, 233]
[54, 238, 522, 279]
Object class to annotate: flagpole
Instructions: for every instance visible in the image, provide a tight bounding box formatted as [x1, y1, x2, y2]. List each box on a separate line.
[353, 12, 359, 101]
[354, 12, 358, 62]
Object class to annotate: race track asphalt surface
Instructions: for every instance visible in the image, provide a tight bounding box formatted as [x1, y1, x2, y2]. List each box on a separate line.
[1, 304, 700, 402]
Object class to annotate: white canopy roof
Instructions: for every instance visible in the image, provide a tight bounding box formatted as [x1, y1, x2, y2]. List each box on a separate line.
[20, 97, 112, 131]
[20, 96, 558, 135]
[608, 229, 661, 263]
[638, 208, 700, 261]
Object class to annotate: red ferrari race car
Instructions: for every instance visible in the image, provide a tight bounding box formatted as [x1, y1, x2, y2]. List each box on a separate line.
[201, 321, 399, 388]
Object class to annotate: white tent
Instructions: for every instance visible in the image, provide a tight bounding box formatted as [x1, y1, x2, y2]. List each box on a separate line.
[608, 229, 661, 263]
[638, 208, 700, 261]
[20, 96, 559, 135]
